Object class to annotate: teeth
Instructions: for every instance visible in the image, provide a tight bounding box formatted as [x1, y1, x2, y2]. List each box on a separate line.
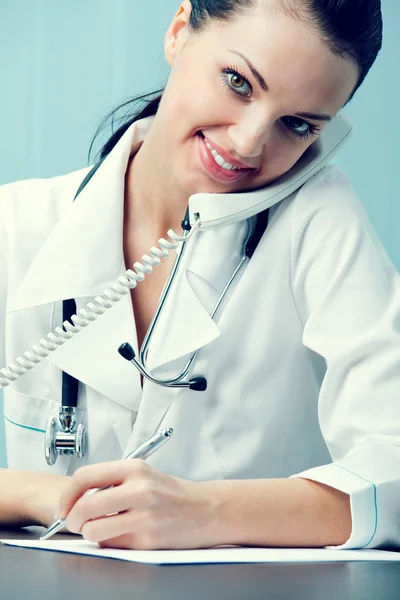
[204, 139, 241, 170]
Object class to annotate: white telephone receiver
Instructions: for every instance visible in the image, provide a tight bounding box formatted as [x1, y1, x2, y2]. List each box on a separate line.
[0, 112, 352, 391]
[189, 112, 352, 229]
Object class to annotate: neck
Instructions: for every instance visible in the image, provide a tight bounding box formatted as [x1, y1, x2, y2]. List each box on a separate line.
[124, 115, 190, 238]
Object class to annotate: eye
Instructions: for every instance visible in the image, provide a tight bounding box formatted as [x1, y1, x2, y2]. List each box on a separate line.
[221, 66, 252, 99]
[281, 116, 320, 141]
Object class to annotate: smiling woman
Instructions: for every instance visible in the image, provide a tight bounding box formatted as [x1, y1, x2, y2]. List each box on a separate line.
[90, 0, 380, 231]
[2, 0, 400, 555]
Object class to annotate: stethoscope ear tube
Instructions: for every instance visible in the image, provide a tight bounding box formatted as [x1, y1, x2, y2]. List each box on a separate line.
[118, 343, 207, 391]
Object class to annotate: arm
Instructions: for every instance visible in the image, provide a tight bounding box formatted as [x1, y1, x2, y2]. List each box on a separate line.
[204, 477, 351, 547]
[55, 460, 350, 550]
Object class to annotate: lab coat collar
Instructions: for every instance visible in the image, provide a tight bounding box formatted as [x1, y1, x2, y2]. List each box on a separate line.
[8, 117, 151, 311]
[6, 115, 253, 409]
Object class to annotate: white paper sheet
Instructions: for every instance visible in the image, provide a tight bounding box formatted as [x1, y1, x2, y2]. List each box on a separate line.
[1, 539, 400, 564]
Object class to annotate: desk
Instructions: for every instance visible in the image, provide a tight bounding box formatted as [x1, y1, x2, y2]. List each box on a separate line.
[1, 528, 400, 600]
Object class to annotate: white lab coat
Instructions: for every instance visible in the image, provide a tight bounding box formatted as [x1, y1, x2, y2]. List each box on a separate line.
[1, 116, 400, 550]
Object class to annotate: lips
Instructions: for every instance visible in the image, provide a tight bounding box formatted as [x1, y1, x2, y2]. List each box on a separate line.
[200, 132, 253, 170]
[197, 133, 253, 183]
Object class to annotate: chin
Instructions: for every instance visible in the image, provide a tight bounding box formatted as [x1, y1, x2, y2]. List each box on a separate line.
[178, 172, 214, 197]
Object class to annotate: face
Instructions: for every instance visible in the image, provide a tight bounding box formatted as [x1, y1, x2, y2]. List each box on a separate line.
[158, 0, 359, 196]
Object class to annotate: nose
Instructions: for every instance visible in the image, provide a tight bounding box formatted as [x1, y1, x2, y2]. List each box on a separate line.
[227, 112, 275, 161]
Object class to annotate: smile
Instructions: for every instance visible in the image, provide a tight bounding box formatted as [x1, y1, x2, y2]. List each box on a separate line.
[203, 139, 241, 171]
[197, 133, 253, 183]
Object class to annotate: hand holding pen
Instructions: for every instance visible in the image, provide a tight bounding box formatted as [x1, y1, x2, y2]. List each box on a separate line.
[41, 427, 174, 541]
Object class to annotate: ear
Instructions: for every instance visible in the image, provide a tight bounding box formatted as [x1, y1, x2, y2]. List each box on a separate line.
[164, 1, 193, 67]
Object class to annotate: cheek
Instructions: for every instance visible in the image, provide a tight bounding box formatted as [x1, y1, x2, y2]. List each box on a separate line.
[161, 92, 204, 159]
[253, 140, 313, 189]
[164, 68, 212, 120]
[160, 116, 204, 194]
[163, 63, 232, 139]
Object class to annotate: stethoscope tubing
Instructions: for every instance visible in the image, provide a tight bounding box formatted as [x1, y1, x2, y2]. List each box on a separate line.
[139, 252, 250, 385]
[137, 216, 253, 386]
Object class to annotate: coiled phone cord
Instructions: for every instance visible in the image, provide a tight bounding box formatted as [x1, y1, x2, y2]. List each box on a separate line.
[0, 221, 200, 388]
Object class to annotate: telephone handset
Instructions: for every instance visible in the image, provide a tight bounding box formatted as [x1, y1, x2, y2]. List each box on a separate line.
[189, 112, 352, 229]
[0, 113, 352, 390]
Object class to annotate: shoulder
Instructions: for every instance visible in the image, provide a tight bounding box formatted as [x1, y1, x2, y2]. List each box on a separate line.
[0, 166, 92, 230]
[293, 164, 366, 226]
[0, 167, 92, 268]
[288, 164, 398, 291]
[267, 165, 369, 260]
[287, 164, 376, 263]
[268, 165, 365, 233]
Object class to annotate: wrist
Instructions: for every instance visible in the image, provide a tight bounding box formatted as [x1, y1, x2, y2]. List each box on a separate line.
[23, 471, 71, 527]
[196, 480, 244, 547]
[0, 469, 44, 526]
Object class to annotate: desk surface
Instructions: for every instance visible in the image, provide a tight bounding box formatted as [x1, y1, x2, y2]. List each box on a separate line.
[1, 528, 400, 600]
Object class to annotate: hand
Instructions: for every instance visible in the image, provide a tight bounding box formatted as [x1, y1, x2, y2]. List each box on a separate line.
[57, 460, 221, 550]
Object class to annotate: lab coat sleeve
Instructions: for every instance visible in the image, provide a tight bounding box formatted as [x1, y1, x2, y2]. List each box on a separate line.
[289, 166, 400, 550]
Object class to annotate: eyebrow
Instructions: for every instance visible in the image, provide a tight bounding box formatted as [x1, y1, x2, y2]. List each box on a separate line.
[228, 50, 269, 91]
[295, 111, 331, 122]
[227, 49, 332, 122]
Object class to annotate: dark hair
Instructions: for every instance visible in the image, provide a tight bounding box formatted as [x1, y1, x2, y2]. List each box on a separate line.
[89, 0, 382, 163]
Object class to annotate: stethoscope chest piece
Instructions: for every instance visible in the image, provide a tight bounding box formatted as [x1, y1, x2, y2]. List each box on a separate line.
[45, 408, 86, 466]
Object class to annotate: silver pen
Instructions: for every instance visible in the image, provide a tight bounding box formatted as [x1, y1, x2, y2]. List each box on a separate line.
[40, 427, 174, 541]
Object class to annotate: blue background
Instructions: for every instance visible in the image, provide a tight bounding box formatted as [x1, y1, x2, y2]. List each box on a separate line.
[0, 0, 399, 466]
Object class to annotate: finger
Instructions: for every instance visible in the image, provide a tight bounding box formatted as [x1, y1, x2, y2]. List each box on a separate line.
[98, 534, 140, 550]
[81, 511, 141, 545]
[65, 484, 135, 533]
[58, 459, 147, 518]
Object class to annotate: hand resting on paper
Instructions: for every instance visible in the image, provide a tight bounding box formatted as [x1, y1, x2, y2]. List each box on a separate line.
[56, 459, 222, 550]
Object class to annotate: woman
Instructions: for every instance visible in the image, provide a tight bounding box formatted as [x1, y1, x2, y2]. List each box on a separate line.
[1, 0, 398, 551]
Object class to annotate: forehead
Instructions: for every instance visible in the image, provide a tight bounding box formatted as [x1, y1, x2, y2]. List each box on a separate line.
[195, 9, 358, 113]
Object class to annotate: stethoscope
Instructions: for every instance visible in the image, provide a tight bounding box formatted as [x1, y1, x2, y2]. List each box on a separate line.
[45, 159, 270, 465]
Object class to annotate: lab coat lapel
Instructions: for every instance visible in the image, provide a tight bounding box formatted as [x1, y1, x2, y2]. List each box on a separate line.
[8, 117, 157, 312]
[7, 117, 158, 409]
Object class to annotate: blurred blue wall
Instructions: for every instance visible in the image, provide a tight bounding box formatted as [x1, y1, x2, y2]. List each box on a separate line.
[0, 0, 399, 466]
